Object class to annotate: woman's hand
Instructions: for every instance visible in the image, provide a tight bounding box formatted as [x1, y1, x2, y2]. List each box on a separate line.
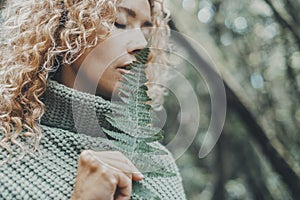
[70, 150, 144, 200]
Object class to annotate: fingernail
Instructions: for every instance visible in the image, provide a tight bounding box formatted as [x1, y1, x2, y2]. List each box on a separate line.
[137, 173, 144, 179]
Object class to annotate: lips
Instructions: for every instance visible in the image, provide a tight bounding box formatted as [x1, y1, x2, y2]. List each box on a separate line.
[116, 64, 133, 74]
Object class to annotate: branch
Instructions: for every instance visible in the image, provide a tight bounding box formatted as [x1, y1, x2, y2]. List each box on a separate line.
[226, 86, 300, 198]
[282, 0, 300, 26]
[224, 130, 275, 200]
[263, 0, 300, 48]
[212, 134, 225, 200]
[168, 18, 300, 199]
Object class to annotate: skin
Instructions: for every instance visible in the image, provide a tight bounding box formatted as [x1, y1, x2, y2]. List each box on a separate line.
[56, 0, 153, 99]
[67, 0, 153, 199]
[71, 150, 144, 200]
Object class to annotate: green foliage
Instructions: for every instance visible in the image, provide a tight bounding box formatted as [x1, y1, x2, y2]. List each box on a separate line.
[167, 0, 300, 199]
[103, 46, 175, 199]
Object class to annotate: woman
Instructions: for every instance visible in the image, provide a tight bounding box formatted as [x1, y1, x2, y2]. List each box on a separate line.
[0, 0, 186, 199]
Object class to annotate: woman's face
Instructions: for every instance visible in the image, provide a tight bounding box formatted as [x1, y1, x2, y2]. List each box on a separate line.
[58, 0, 153, 99]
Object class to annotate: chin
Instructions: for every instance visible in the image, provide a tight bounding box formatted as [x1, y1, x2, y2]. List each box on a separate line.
[96, 82, 120, 101]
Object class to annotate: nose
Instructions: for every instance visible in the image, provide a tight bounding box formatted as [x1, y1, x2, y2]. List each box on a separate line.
[127, 29, 148, 55]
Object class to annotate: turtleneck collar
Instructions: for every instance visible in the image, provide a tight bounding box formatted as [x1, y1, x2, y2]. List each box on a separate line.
[41, 80, 112, 137]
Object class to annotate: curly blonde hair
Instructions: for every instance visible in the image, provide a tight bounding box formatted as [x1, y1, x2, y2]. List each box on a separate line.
[0, 0, 170, 161]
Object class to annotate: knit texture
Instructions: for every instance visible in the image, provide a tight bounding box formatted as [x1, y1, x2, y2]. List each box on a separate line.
[0, 80, 186, 200]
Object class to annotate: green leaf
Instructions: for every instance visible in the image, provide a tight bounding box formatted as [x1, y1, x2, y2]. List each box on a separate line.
[103, 46, 175, 199]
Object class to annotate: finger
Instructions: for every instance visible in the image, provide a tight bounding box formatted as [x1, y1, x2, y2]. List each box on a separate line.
[115, 172, 132, 200]
[103, 158, 144, 181]
[116, 157, 144, 181]
[96, 159, 144, 181]
[94, 151, 144, 181]
[131, 171, 144, 181]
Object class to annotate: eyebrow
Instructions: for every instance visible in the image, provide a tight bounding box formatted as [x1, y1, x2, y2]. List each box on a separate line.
[118, 6, 136, 18]
[118, 6, 153, 27]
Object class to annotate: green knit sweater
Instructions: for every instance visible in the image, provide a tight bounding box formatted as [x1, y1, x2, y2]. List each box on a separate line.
[0, 80, 186, 200]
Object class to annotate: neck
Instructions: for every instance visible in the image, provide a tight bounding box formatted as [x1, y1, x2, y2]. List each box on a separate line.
[53, 63, 78, 91]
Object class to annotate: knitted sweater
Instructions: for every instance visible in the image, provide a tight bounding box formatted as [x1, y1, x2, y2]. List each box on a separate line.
[0, 80, 186, 200]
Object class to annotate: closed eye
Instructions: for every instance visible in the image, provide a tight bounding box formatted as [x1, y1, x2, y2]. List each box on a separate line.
[114, 22, 126, 29]
[143, 21, 153, 27]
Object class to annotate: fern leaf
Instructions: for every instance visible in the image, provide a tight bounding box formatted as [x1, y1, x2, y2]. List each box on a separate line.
[103, 46, 175, 199]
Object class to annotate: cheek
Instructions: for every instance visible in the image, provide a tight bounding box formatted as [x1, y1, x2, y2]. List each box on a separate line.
[71, 48, 93, 71]
[100, 67, 120, 82]
[96, 68, 122, 97]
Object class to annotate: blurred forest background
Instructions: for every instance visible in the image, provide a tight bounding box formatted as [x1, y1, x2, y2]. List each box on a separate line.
[162, 0, 300, 199]
[1, 0, 300, 199]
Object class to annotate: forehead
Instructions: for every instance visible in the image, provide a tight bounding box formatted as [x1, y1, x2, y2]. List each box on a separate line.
[118, 0, 151, 18]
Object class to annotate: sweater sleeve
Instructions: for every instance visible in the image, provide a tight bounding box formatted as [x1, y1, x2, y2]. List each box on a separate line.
[0, 125, 186, 200]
